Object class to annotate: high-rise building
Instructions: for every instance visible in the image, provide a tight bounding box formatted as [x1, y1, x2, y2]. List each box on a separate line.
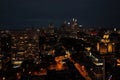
[10, 29, 39, 61]
[97, 34, 115, 54]
[0, 33, 11, 55]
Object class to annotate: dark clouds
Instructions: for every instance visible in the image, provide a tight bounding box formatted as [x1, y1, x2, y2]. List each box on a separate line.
[0, 0, 120, 28]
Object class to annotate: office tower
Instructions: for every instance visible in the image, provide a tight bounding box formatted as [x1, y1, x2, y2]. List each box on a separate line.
[0, 33, 11, 55]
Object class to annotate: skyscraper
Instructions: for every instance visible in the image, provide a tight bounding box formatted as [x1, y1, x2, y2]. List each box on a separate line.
[0, 32, 11, 56]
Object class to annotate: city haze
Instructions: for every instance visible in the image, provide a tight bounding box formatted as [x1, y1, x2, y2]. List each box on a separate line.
[0, 0, 120, 28]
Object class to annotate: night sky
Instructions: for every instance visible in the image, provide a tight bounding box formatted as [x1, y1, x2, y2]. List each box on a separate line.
[0, 0, 120, 28]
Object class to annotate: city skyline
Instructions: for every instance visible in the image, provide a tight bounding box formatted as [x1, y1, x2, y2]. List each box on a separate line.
[0, 0, 120, 29]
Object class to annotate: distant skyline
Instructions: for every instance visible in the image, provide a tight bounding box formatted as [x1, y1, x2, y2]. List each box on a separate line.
[0, 0, 120, 29]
